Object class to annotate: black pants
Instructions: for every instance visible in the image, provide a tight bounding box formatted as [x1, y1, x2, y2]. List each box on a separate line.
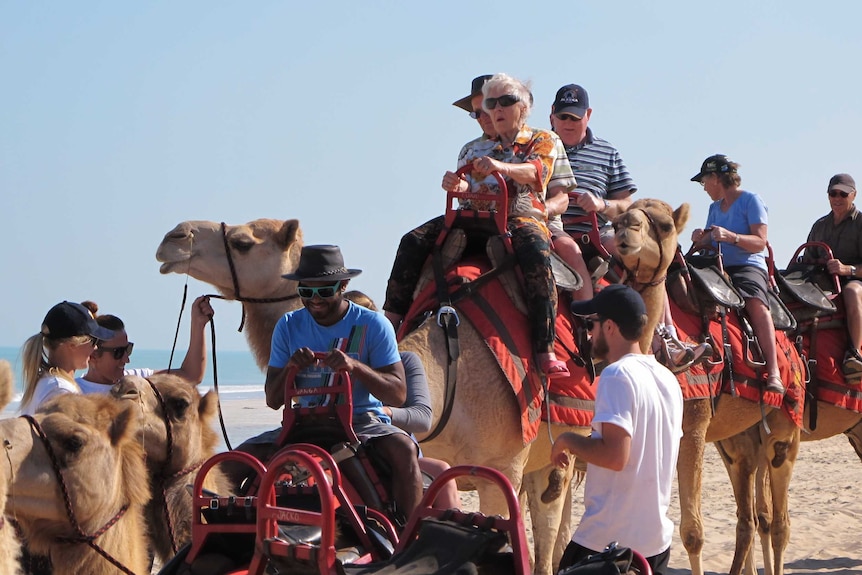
[558, 540, 671, 575]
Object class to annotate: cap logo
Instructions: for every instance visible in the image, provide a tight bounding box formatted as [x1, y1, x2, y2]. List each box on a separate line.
[560, 90, 580, 105]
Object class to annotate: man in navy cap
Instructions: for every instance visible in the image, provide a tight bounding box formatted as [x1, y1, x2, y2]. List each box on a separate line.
[552, 285, 682, 575]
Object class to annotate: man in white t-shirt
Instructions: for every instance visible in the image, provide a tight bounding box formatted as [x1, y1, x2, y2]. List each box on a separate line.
[76, 295, 214, 393]
[552, 284, 683, 575]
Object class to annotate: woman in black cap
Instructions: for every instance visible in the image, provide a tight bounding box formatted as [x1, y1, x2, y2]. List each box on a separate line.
[19, 301, 115, 415]
[690, 154, 784, 395]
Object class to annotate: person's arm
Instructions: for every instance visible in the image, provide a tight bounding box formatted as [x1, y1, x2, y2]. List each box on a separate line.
[473, 157, 538, 187]
[709, 222, 768, 253]
[324, 349, 406, 406]
[387, 353, 432, 433]
[160, 296, 213, 384]
[264, 364, 290, 409]
[545, 185, 570, 218]
[574, 189, 633, 218]
[550, 422, 631, 471]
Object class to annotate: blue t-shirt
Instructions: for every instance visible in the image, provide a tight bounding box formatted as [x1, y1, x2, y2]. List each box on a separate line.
[269, 301, 401, 421]
[704, 190, 769, 270]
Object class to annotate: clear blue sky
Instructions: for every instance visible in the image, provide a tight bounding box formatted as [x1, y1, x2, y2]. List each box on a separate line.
[2, 1, 860, 353]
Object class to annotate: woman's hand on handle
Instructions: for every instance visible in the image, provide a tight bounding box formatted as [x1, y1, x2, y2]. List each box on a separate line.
[441, 170, 468, 194]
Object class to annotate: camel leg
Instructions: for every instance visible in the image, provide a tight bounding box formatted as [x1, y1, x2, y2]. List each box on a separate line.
[760, 413, 800, 575]
[755, 451, 774, 575]
[553, 473, 578, 568]
[678, 399, 709, 575]
[521, 461, 574, 575]
[715, 427, 760, 575]
[844, 418, 862, 462]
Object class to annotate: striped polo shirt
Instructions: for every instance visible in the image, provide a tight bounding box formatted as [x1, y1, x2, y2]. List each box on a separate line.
[560, 128, 637, 233]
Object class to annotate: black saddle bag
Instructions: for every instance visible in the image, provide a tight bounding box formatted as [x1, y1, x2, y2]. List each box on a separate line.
[776, 263, 837, 325]
[557, 543, 634, 575]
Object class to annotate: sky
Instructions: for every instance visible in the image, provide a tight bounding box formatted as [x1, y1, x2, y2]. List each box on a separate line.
[1, 1, 860, 355]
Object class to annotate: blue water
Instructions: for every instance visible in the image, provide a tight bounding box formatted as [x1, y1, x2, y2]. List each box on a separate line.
[0, 346, 266, 408]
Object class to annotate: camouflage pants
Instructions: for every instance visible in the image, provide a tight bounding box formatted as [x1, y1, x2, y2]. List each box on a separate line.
[385, 215, 557, 354]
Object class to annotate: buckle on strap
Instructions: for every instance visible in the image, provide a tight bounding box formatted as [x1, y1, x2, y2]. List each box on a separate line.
[436, 305, 460, 327]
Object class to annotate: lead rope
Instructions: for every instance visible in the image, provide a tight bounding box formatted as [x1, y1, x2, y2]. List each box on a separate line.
[167, 233, 194, 372]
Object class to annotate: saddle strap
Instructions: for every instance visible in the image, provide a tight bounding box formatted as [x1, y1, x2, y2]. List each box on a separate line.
[806, 318, 820, 431]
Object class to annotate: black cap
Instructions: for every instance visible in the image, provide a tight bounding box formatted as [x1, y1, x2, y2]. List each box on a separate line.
[828, 173, 856, 194]
[570, 284, 646, 333]
[281, 245, 362, 282]
[452, 75, 493, 112]
[691, 154, 737, 182]
[552, 84, 589, 118]
[40, 301, 116, 341]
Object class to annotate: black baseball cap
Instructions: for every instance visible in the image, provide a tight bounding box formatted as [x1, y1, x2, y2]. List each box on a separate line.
[691, 154, 737, 182]
[552, 84, 589, 118]
[570, 284, 646, 332]
[828, 173, 856, 194]
[452, 74, 493, 112]
[40, 301, 116, 341]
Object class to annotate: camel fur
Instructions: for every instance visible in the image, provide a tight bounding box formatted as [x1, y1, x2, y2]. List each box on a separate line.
[156, 218, 589, 575]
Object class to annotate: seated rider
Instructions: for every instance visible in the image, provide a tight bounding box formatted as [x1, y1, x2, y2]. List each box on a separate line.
[805, 173, 862, 375]
[383, 73, 573, 379]
[228, 245, 424, 520]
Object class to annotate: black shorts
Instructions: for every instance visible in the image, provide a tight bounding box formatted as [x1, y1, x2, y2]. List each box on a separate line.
[725, 265, 770, 306]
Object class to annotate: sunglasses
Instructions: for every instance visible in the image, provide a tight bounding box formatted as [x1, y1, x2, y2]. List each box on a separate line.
[469, 109, 485, 119]
[554, 113, 582, 122]
[484, 94, 520, 109]
[829, 190, 851, 198]
[582, 315, 604, 331]
[297, 281, 343, 300]
[98, 342, 134, 360]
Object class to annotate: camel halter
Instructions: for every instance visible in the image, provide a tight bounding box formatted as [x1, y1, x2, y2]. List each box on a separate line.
[144, 377, 205, 556]
[22, 415, 137, 575]
[621, 208, 669, 291]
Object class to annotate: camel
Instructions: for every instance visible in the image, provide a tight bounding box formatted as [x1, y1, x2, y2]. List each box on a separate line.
[612, 198, 801, 575]
[156, 218, 590, 575]
[1, 392, 150, 575]
[111, 372, 232, 564]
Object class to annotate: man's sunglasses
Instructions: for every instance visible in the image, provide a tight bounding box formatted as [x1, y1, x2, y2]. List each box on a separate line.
[98, 342, 134, 360]
[469, 109, 485, 119]
[297, 281, 343, 300]
[484, 94, 521, 109]
[582, 316, 604, 331]
[829, 190, 851, 198]
[555, 113, 583, 122]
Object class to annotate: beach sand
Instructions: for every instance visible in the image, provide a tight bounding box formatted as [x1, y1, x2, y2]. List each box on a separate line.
[215, 399, 862, 574]
[5, 398, 859, 574]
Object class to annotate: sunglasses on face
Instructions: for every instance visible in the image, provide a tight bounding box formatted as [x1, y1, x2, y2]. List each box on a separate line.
[829, 190, 851, 198]
[469, 109, 485, 119]
[297, 281, 343, 300]
[484, 94, 520, 109]
[582, 315, 603, 331]
[554, 113, 582, 122]
[99, 342, 134, 360]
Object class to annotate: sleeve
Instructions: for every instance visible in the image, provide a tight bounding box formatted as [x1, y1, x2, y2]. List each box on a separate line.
[592, 366, 635, 438]
[523, 130, 557, 193]
[747, 193, 769, 227]
[548, 135, 577, 192]
[607, 149, 637, 196]
[269, 316, 292, 368]
[367, 313, 402, 369]
[388, 351, 432, 433]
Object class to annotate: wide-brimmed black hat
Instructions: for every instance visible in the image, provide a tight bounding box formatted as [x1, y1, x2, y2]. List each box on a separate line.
[452, 74, 493, 112]
[282, 245, 362, 282]
[41, 301, 116, 341]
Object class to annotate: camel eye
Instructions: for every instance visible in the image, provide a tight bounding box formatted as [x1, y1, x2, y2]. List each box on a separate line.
[167, 397, 190, 419]
[229, 237, 255, 253]
[61, 434, 84, 455]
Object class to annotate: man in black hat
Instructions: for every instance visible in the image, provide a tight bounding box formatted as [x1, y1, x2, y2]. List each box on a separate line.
[552, 285, 682, 575]
[806, 173, 862, 375]
[258, 245, 422, 518]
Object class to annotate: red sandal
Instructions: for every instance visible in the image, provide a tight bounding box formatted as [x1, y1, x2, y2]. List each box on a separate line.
[541, 358, 570, 380]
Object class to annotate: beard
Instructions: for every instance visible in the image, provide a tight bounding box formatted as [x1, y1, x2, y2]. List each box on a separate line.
[591, 329, 609, 361]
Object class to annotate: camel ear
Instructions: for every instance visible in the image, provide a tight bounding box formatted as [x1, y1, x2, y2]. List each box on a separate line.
[108, 404, 137, 447]
[673, 203, 691, 234]
[198, 390, 219, 423]
[276, 219, 301, 250]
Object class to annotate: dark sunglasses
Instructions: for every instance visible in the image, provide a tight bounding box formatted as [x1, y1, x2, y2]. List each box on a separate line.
[554, 113, 583, 122]
[297, 281, 342, 300]
[469, 109, 485, 119]
[484, 94, 521, 109]
[582, 315, 603, 331]
[98, 342, 134, 360]
[829, 190, 851, 198]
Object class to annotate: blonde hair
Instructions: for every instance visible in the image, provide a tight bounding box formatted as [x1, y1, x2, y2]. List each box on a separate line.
[344, 290, 378, 311]
[20, 332, 88, 409]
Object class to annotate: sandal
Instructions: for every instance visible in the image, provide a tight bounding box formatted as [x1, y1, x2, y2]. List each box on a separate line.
[541, 358, 570, 380]
[765, 375, 785, 395]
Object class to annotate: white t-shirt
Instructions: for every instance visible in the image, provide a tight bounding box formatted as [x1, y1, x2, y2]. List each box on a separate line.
[20, 373, 80, 416]
[76, 368, 155, 395]
[573, 353, 683, 557]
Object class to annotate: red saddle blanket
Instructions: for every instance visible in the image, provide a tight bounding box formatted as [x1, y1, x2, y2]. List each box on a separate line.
[403, 257, 594, 445]
[669, 298, 806, 428]
[799, 325, 862, 414]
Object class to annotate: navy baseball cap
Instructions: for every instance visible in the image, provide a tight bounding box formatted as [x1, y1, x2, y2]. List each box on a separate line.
[40, 301, 116, 341]
[570, 284, 646, 331]
[691, 154, 737, 182]
[552, 84, 589, 118]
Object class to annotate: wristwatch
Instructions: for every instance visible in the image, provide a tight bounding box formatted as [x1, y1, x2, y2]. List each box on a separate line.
[851, 266, 857, 278]
[602, 198, 610, 212]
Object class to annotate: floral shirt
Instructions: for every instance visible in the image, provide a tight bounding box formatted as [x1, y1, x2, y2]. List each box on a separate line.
[458, 126, 571, 222]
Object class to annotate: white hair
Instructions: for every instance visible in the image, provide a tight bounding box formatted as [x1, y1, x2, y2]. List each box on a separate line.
[482, 73, 532, 125]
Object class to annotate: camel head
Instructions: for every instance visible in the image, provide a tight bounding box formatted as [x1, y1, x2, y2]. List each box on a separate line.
[7, 393, 149, 568]
[156, 218, 304, 301]
[111, 373, 220, 472]
[0, 360, 12, 412]
[613, 198, 690, 284]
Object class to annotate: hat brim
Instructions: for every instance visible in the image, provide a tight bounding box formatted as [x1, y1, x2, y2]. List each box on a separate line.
[569, 299, 598, 317]
[690, 171, 706, 182]
[553, 104, 587, 119]
[452, 95, 473, 112]
[829, 184, 855, 194]
[281, 269, 362, 281]
[90, 324, 116, 341]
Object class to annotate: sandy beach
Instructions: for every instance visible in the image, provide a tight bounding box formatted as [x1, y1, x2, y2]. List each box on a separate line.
[215, 399, 862, 575]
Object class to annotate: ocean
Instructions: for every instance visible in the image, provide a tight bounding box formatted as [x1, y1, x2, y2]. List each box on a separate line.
[0, 345, 266, 408]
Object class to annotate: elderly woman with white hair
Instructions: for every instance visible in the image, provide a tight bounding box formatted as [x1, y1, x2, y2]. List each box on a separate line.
[385, 73, 572, 379]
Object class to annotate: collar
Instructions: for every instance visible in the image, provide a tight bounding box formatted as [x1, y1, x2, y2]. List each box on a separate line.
[832, 204, 859, 224]
[495, 125, 536, 148]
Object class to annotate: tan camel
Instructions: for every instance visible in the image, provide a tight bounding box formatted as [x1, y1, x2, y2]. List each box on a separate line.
[612, 198, 800, 575]
[111, 372, 231, 564]
[2, 393, 150, 575]
[156, 218, 588, 575]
